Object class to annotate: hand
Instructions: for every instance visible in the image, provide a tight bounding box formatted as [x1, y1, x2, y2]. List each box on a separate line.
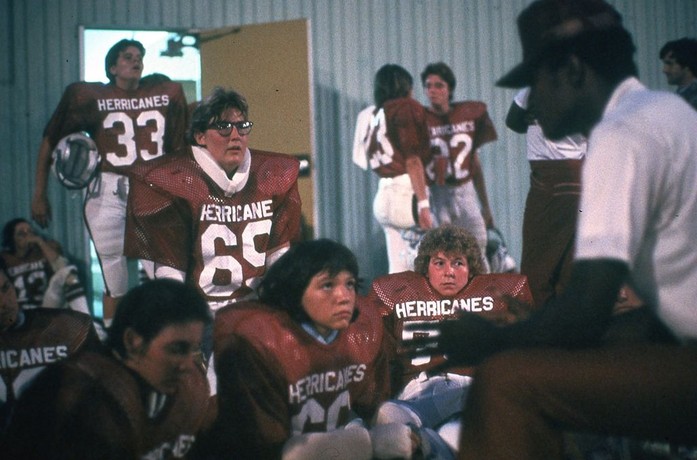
[417, 208, 434, 230]
[500, 294, 534, 324]
[402, 314, 506, 366]
[370, 423, 419, 459]
[24, 233, 43, 246]
[31, 195, 52, 228]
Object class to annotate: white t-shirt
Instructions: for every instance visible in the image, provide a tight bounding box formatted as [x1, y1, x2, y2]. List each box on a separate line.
[575, 77, 697, 340]
[514, 88, 586, 160]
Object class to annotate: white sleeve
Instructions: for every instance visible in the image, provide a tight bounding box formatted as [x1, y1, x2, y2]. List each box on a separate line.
[513, 87, 530, 109]
[352, 106, 375, 170]
[154, 263, 186, 282]
[281, 426, 372, 460]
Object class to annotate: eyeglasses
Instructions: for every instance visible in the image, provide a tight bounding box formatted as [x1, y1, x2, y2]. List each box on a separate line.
[208, 120, 253, 136]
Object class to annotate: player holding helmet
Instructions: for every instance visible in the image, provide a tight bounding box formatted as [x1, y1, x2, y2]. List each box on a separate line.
[352, 64, 434, 273]
[31, 39, 189, 325]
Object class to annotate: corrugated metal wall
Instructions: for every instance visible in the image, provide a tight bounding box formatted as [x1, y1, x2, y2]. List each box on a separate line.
[2, 0, 696, 292]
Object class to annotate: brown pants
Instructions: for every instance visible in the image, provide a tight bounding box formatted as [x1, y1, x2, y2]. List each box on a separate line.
[520, 160, 582, 308]
[459, 344, 697, 460]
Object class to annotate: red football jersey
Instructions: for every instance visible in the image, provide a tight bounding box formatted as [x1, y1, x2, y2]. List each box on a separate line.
[354, 97, 431, 178]
[0, 309, 102, 424]
[43, 81, 189, 175]
[212, 300, 391, 458]
[365, 271, 533, 385]
[125, 148, 302, 309]
[423, 101, 497, 186]
[2, 349, 210, 459]
[0, 241, 62, 309]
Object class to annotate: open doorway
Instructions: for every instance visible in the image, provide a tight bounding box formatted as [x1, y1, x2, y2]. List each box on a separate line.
[81, 28, 201, 318]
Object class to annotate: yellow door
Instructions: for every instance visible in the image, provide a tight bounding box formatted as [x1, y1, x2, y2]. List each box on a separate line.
[199, 19, 314, 238]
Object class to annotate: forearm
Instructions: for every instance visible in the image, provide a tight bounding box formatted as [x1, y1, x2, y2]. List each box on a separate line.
[38, 241, 67, 272]
[33, 137, 53, 199]
[434, 259, 629, 366]
[470, 153, 487, 203]
[405, 155, 433, 229]
[504, 259, 628, 348]
[405, 156, 428, 202]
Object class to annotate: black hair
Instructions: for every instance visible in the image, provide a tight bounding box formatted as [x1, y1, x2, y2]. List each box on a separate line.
[420, 62, 457, 100]
[373, 64, 413, 108]
[257, 239, 360, 324]
[2, 218, 29, 253]
[187, 87, 249, 146]
[104, 39, 146, 83]
[107, 278, 212, 358]
[140, 72, 172, 87]
[660, 38, 697, 76]
[539, 26, 637, 86]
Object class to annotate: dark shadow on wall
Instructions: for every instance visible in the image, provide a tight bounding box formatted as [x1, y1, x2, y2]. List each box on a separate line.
[314, 83, 388, 293]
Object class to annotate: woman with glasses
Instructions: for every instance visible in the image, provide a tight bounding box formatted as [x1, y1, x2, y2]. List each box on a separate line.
[127, 86, 302, 311]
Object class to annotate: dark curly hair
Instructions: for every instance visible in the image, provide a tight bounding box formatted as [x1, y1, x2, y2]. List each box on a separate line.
[413, 225, 485, 279]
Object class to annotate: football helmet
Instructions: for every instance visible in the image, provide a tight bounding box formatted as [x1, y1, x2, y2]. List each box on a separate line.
[51, 132, 100, 189]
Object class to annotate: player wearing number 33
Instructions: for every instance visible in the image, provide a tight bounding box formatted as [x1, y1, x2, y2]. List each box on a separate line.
[125, 87, 302, 312]
[200, 240, 402, 460]
[31, 39, 190, 324]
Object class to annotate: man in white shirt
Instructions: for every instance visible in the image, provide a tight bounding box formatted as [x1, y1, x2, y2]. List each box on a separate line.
[408, 1, 697, 458]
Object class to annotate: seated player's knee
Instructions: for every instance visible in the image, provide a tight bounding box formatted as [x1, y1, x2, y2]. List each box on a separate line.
[375, 400, 422, 427]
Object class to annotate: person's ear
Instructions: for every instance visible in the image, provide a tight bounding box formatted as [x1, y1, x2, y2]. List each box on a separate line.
[194, 131, 207, 147]
[565, 55, 587, 88]
[123, 327, 145, 358]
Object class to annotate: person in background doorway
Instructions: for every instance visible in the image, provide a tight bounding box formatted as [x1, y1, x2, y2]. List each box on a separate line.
[31, 39, 190, 326]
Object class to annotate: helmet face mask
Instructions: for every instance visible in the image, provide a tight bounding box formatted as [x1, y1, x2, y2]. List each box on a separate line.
[51, 132, 100, 189]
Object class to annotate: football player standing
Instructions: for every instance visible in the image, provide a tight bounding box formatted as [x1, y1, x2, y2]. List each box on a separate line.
[352, 64, 434, 273]
[31, 39, 190, 326]
[420, 62, 498, 271]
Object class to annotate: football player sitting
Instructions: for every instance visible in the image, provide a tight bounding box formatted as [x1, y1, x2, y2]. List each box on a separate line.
[205, 239, 433, 460]
[365, 224, 534, 457]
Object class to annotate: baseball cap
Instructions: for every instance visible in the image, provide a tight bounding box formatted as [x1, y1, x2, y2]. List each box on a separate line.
[497, 0, 623, 88]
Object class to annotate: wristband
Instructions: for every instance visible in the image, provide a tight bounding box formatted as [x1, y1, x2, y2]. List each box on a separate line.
[417, 199, 430, 211]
